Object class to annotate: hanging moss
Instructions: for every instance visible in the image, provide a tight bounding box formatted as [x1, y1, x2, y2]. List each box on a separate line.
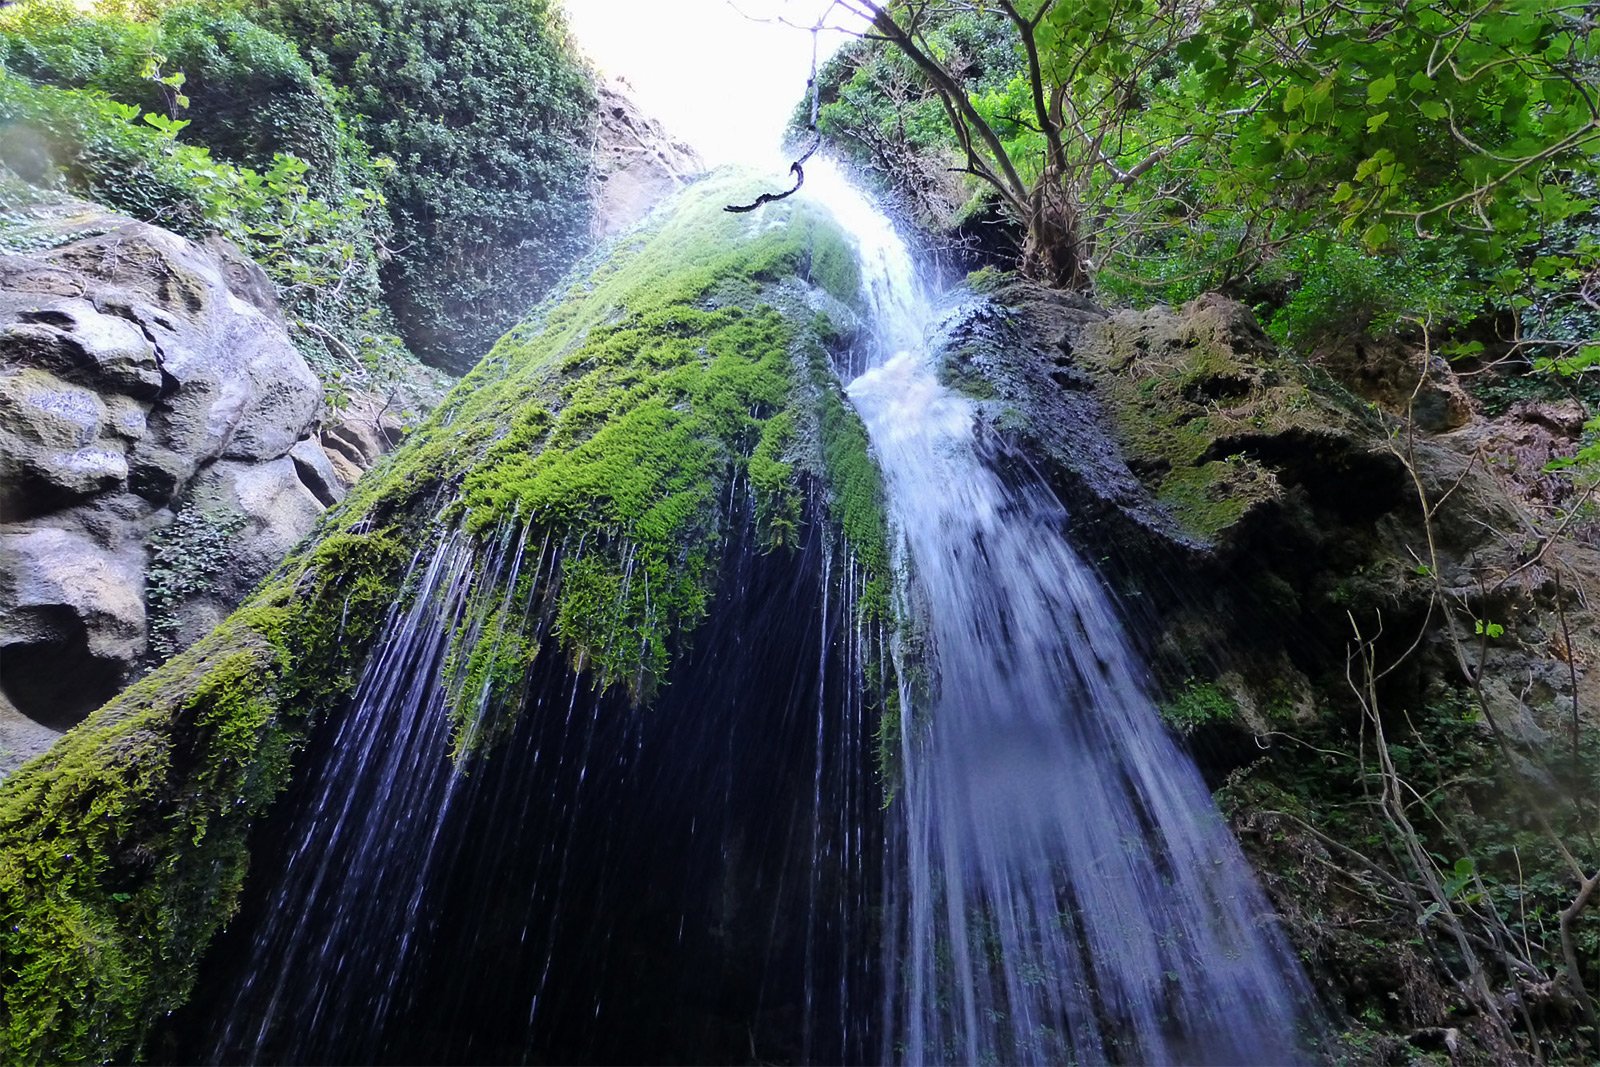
[0, 171, 894, 1064]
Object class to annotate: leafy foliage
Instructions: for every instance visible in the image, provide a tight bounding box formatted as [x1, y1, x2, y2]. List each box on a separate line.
[251, 0, 596, 372]
[0, 2, 415, 400]
[145, 503, 247, 663]
[821, 0, 1600, 423]
[0, 1, 359, 193]
[1159, 679, 1237, 735]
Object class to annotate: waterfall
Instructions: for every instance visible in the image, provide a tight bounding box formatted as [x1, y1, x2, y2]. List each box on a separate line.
[166, 166, 1318, 1066]
[804, 161, 1318, 1066]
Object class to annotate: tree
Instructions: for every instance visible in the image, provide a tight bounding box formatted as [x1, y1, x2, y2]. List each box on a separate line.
[812, 0, 1600, 301]
[251, 0, 596, 373]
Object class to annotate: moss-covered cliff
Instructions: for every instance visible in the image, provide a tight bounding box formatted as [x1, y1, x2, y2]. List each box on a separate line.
[0, 173, 891, 1064]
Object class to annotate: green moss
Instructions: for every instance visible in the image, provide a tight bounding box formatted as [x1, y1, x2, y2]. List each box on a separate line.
[1075, 301, 1335, 542]
[1155, 460, 1275, 542]
[1158, 680, 1238, 735]
[0, 522, 414, 1064]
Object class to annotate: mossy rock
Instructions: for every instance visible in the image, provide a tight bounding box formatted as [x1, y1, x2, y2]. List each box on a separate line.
[0, 171, 891, 1064]
[1070, 294, 1363, 544]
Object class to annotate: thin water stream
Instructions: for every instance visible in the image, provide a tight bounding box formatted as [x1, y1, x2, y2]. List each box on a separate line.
[806, 162, 1317, 1065]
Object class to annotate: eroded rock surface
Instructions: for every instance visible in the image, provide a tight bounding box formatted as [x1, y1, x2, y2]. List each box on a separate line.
[590, 77, 705, 240]
[0, 206, 385, 768]
[941, 277, 1597, 715]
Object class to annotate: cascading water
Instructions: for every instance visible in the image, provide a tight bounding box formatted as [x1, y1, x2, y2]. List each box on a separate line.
[162, 163, 1318, 1067]
[805, 161, 1318, 1066]
[173, 487, 884, 1065]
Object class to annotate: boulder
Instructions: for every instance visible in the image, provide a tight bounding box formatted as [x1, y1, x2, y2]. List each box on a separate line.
[0, 202, 342, 760]
[0, 526, 145, 730]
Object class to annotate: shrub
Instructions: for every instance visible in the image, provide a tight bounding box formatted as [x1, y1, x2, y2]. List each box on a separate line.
[1259, 234, 1483, 353]
[0, 2, 359, 198]
[252, 0, 596, 372]
[0, 64, 396, 385]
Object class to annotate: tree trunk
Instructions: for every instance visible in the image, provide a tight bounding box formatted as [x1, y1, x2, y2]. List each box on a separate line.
[1020, 173, 1088, 290]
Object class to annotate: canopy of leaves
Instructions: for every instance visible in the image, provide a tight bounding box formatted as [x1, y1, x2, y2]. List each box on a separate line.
[820, 0, 1599, 339]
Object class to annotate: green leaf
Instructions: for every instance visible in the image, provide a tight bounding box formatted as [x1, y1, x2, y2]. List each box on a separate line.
[1361, 222, 1390, 250]
[1331, 182, 1354, 204]
[1420, 100, 1448, 121]
[1366, 111, 1389, 133]
[1367, 73, 1396, 105]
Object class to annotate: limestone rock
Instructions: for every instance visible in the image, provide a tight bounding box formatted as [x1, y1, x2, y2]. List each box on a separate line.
[0, 526, 145, 730]
[0, 202, 334, 753]
[591, 77, 705, 239]
[0, 369, 127, 518]
[188, 456, 325, 599]
[320, 392, 405, 487]
[290, 435, 344, 507]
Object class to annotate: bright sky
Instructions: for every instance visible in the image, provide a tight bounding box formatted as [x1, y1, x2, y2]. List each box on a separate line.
[560, 0, 866, 166]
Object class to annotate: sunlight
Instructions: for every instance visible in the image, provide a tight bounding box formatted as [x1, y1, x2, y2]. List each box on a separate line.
[560, 0, 865, 165]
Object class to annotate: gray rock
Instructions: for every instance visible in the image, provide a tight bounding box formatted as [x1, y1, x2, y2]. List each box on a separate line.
[0, 525, 145, 730]
[290, 435, 345, 507]
[0, 369, 128, 519]
[0, 295, 163, 398]
[186, 455, 326, 604]
[0, 202, 339, 755]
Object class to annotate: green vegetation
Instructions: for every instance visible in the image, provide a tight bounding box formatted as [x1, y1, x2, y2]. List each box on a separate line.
[1221, 691, 1600, 1063]
[0, 7, 420, 405]
[0, 175, 893, 1062]
[251, 0, 595, 372]
[0, 0, 598, 387]
[817, 0, 1600, 469]
[1072, 299, 1332, 542]
[144, 503, 248, 663]
[1158, 679, 1237, 735]
[401, 172, 883, 732]
[0, 524, 413, 1063]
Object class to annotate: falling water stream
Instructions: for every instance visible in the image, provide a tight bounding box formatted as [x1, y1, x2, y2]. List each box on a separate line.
[806, 162, 1317, 1065]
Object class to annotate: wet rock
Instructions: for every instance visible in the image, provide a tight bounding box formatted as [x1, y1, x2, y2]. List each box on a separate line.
[946, 276, 1600, 752]
[1314, 332, 1474, 432]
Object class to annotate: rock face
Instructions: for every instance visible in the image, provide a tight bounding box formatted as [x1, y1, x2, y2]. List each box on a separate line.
[0, 206, 385, 770]
[940, 277, 1600, 1060]
[590, 77, 705, 240]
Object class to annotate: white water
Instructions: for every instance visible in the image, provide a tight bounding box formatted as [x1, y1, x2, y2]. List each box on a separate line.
[806, 162, 1317, 1065]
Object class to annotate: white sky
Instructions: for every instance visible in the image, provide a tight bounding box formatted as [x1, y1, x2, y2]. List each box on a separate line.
[560, 0, 866, 166]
